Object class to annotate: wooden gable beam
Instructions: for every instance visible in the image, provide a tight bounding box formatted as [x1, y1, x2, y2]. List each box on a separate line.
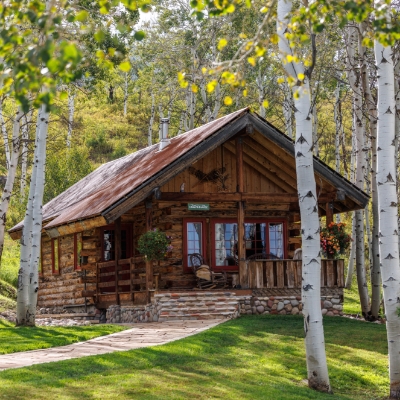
[224, 141, 296, 193]
[243, 139, 298, 189]
[245, 136, 297, 180]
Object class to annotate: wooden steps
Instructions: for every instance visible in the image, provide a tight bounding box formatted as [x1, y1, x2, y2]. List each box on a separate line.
[153, 292, 240, 322]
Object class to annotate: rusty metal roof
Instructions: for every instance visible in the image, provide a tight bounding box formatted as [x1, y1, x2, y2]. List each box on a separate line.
[9, 108, 250, 233]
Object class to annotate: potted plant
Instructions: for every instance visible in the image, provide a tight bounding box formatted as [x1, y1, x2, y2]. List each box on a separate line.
[320, 222, 352, 259]
[137, 229, 173, 261]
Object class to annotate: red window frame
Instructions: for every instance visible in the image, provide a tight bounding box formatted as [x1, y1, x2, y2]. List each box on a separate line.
[51, 238, 60, 275]
[211, 218, 288, 271]
[183, 218, 207, 272]
[100, 224, 133, 262]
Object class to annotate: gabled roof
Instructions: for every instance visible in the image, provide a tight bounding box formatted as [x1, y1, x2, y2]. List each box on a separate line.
[9, 108, 369, 237]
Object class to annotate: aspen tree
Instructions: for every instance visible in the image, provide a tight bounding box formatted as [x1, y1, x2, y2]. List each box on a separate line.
[277, 0, 331, 392]
[374, 2, 400, 396]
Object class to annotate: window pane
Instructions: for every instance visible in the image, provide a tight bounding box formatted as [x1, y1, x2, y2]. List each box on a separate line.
[104, 230, 115, 261]
[244, 223, 266, 257]
[269, 223, 283, 258]
[215, 223, 237, 266]
[187, 222, 202, 266]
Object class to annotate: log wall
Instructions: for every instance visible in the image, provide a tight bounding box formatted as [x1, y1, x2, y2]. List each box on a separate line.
[39, 229, 101, 308]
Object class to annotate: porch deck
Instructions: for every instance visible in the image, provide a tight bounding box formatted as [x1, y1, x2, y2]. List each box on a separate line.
[92, 258, 345, 308]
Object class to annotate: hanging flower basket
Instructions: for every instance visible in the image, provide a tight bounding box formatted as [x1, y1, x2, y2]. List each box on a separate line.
[137, 229, 173, 261]
[320, 222, 352, 259]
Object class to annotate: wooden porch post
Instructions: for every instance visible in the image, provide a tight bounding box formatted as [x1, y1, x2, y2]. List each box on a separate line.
[115, 217, 121, 305]
[236, 136, 248, 287]
[326, 202, 333, 227]
[145, 200, 153, 302]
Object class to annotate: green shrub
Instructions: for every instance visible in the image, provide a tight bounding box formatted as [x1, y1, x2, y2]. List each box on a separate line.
[137, 229, 172, 261]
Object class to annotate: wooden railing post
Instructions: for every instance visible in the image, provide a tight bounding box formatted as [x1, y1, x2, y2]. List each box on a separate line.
[115, 217, 121, 305]
[145, 200, 153, 303]
[236, 136, 248, 288]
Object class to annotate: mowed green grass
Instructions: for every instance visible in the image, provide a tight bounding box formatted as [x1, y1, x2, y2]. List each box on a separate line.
[0, 315, 389, 400]
[0, 319, 128, 354]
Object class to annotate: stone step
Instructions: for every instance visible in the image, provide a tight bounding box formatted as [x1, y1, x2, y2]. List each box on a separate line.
[154, 292, 237, 298]
[35, 313, 99, 320]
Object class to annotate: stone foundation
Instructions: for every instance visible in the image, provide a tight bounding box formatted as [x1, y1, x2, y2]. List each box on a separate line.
[106, 304, 160, 323]
[105, 290, 344, 323]
[237, 294, 343, 316]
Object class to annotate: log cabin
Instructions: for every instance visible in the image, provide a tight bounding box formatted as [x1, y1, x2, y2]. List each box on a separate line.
[9, 108, 369, 320]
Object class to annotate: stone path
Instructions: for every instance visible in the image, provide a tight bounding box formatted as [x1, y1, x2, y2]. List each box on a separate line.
[0, 319, 225, 371]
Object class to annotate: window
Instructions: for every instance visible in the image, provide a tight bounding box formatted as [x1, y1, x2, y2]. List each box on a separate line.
[212, 219, 286, 268]
[74, 232, 83, 270]
[183, 219, 206, 270]
[100, 224, 132, 261]
[52, 238, 60, 274]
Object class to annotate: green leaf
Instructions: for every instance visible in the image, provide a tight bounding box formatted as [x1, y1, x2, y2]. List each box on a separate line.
[62, 44, 79, 60]
[47, 59, 60, 73]
[119, 61, 131, 72]
[94, 30, 105, 43]
[134, 30, 145, 41]
[75, 10, 88, 22]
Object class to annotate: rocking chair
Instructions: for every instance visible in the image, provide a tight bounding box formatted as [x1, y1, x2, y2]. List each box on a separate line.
[189, 253, 228, 289]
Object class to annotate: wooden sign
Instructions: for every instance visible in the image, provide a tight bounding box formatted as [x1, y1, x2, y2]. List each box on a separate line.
[188, 203, 210, 211]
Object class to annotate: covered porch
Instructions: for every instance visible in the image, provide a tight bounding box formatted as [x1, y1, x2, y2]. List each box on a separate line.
[92, 256, 345, 308]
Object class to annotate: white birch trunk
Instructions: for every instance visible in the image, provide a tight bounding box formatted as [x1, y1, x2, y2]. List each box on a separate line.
[283, 82, 294, 138]
[277, 0, 331, 392]
[16, 108, 41, 325]
[312, 91, 319, 157]
[256, 72, 266, 118]
[200, 80, 212, 123]
[345, 214, 356, 289]
[334, 84, 341, 223]
[346, 24, 370, 317]
[0, 101, 10, 169]
[211, 83, 220, 121]
[374, 9, 400, 395]
[27, 105, 49, 323]
[124, 72, 128, 118]
[16, 105, 49, 325]
[20, 109, 32, 197]
[66, 89, 75, 149]
[148, 93, 155, 146]
[0, 108, 22, 265]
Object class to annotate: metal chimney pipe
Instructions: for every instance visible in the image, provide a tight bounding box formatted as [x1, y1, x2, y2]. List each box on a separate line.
[159, 117, 171, 150]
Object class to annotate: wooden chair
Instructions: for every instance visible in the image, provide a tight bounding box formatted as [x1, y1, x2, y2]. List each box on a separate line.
[189, 253, 228, 289]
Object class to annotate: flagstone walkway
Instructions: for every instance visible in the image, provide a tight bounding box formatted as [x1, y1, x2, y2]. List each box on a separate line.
[0, 319, 225, 371]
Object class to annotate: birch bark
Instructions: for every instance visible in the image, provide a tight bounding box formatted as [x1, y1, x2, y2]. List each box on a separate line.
[374, 5, 400, 395]
[20, 109, 32, 197]
[148, 93, 155, 146]
[66, 88, 75, 148]
[0, 101, 10, 168]
[345, 24, 370, 317]
[0, 108, 22, 265]
[277, 0, 331, 392]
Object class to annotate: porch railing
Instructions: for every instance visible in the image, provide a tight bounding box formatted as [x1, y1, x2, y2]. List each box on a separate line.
[95, 256, 159, 307]
[246, 259, 345, 289]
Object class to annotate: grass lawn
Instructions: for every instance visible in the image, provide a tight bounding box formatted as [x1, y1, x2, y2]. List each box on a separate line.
[0, 315, 389, 400]
[0, 319, 128, 354]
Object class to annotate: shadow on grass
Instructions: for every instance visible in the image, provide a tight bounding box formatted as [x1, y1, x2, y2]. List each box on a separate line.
[0, 321, 126, 354]
[0, 315, 389, 400]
